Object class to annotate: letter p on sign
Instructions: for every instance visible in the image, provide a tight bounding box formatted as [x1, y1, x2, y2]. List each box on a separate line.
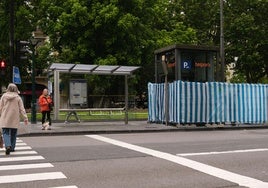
[183, 61, 191, 70]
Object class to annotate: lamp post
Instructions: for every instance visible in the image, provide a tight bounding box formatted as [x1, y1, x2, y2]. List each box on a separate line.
[30, 38, 39, 124]
[30, 29, 47, 124]
[9, 0, 14, 83]
[220, 0, 225, 82]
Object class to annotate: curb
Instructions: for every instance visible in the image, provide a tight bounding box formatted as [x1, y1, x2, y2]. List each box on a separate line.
[17, 124, 268, 137]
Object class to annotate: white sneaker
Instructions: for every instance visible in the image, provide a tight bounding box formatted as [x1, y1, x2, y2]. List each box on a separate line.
[46, 125, 51, 130]
[43, 122, 49, 130]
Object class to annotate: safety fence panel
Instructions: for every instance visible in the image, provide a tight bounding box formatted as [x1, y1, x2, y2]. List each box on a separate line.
[148, 81, 268, 124]
[148, 83, 165, 123]
[206, 82, 268, 124]
[169, 81, 207, 124]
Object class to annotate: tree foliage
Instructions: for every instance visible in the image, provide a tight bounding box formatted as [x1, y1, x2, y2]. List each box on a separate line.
[0, 0, 267, 95]
[34, 0, 196, 94]
[224, 0, 268, 83]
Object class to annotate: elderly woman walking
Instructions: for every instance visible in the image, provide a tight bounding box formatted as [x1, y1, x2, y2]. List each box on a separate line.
[0, 83, 28, 155]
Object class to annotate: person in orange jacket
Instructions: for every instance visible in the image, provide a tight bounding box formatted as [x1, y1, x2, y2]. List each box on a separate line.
[38, 88, 53, 130]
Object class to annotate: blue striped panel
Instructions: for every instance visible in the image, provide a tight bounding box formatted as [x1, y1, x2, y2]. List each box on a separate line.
[180, 81, 185, 123]
[148, 81, 268, 124]
[253, 84, 257, 123]
[195, 83, 199, 122]
[169, 82, 174, 123]
[264, 85, 267, 122]
[256, 85, 259, 123]
[147, 83, 153, 122]
[175, 81, 180, 123]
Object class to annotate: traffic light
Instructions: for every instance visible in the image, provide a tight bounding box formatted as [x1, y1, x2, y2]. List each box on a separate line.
[16, 40, 31, 62]
[0, 60, 6, 68]
[0, 60, 6, 75]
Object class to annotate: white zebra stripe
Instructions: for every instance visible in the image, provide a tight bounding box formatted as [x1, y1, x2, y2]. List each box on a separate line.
[0, 163, 53, 171]
[49, 186, 78, 188]
[0, 156, 44, 162]
[0, 172, 66, 184]
[0, 151, 37, 156]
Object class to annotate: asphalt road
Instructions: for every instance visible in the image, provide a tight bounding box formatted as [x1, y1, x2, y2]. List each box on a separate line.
[1, 129, 268, 188]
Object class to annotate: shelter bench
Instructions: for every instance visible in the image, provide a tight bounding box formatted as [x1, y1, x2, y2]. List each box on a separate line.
[59, 108, 125, 123]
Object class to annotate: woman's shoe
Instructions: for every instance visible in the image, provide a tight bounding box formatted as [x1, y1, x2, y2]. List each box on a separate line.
[5, 146, 11, 155]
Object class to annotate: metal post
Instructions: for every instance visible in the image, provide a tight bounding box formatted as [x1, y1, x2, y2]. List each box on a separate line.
[164, 75, 169, 126]
[220, 0, 225, 82]
[175, 48, 181, 80]
[31, 48, 36, 124]
[161, 55, 169, 126]
[9, 0, 14, 82]
[124, 75, 128, 124]
[53, 70, 60, 120]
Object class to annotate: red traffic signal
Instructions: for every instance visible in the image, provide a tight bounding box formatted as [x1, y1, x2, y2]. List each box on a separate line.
[0, 60, 6, 68]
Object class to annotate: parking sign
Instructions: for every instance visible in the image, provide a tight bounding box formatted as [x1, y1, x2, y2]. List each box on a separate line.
[13, 66, 21, 84]
[182, 60, 192, 70]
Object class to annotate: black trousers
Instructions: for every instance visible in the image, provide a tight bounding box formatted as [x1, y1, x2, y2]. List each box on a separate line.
[41, 111, 51, 125]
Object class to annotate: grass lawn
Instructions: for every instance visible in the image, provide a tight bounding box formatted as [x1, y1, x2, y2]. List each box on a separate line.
[28, 109, 148, 122]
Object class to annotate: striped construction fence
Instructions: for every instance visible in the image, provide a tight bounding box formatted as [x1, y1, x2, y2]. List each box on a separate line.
[148, 81, 268, 124]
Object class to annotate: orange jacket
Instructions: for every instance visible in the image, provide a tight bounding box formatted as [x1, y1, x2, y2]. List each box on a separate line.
[38, 94, 53, 112]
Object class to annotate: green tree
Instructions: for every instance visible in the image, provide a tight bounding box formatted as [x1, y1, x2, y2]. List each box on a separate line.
[34, 0, 196, 95]
[178, 0, 267, 83]
[224, 0, 268, 83]
[179, 0, 220, 45]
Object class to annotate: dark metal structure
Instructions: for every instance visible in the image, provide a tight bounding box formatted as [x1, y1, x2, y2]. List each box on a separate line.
[154, 44, 222, 83]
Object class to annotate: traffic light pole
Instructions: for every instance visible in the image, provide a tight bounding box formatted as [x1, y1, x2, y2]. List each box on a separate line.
[31, 46, 37, 124]
[220, 0, 225, 82]
[9, 0, 15, 82]
[19, 36, 43, 124]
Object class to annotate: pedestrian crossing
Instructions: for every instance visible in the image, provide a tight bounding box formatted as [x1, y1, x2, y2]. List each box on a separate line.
[0, 138, 78, 188]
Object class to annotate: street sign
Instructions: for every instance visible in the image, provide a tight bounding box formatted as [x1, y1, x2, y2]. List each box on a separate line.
[13, 66, 21, 84]
[182, 60, 192, 70]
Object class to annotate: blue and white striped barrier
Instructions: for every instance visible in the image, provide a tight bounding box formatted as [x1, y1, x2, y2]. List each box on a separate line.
[148, 83, 165, 123]
[148, 81, 268, 124]
[168, 81, 207, 123]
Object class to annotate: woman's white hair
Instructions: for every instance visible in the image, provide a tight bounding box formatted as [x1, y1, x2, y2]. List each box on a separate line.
[6, 83, 19, 93]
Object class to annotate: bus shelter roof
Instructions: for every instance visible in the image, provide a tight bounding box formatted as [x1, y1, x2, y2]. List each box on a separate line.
[49, 63, 140, 75]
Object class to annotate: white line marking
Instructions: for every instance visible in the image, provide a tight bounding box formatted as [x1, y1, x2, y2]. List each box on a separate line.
[177, 148, 268, 156]
[14, 146, 32, 150]
[0, 146, 32, 151]
[87, 135, 268, 188]
[0, 172, 66, 184]
[16, 143, 27, 146]
[0, 156, 44, 162]
[49, 186, 78, 188]
[0, 151, 37, 156]
[0, 163, 53, 171]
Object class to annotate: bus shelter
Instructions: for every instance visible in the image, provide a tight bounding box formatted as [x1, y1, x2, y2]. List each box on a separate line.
[48, 63, 140, 124]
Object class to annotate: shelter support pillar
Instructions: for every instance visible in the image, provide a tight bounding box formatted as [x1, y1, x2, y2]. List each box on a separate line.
[175, 48, 181, 80]
[53, 70, 60, 120]
[124, 75, 128, 124]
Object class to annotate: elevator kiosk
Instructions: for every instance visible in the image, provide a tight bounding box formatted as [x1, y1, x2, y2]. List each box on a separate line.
[154, 44, 221, 83]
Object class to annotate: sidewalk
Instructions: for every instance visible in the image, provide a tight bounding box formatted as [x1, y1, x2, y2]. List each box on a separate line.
[17, 120, 177, 137]
[17, 120, 268, 137]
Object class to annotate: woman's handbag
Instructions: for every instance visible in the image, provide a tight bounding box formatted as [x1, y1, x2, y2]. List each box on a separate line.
[44, 97, 53, 111]
[0, 135, 3, 148]
[48, 103, 53, 111]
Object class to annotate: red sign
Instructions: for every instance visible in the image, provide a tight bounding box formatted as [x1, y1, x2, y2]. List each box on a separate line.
[195, 62, 211, 68]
